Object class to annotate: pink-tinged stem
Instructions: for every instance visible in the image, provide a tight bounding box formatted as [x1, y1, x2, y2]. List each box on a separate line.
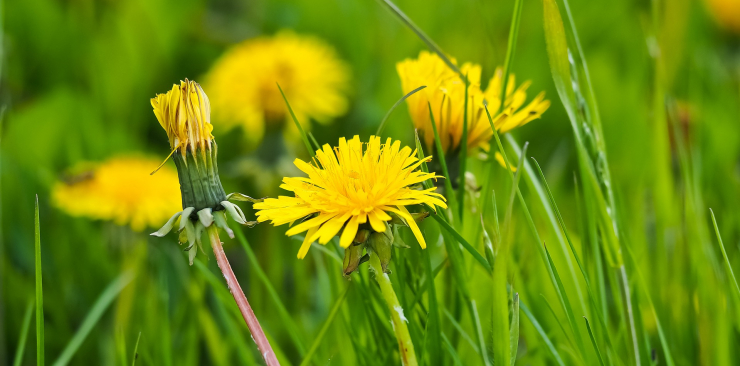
[207, 226, 280, 366]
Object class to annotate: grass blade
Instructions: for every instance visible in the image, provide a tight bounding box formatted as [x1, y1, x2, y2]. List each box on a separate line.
[35, 195, 45, 366]
[235, 228, 308, 356]
[430, 214, 491, 273]
[375, 0, 462, 77]
[376, 85, 427, 136]
[131, 332, 141, 366]
[277, 82, 315, 158]
[52, 271, 134, 366]
[520, 300, 566, 366]
[509, 293, 520, 366]
[457, 74, 469, 221]
[710, 209, 740, 299]
[584, 317, 606, 366]
[441, 333, 464, 366]
[13, 300, 34, 366]
[423, 249, 442, 366]
[299, 285, 351, 366]
[427, 102, 457, 213]
[308, 132, 322, 152]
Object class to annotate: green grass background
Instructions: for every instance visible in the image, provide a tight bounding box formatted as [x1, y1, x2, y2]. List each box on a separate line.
[2, 0, 740, 365]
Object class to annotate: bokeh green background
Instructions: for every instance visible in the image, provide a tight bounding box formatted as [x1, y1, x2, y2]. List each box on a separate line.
[3, 0, 740, 365]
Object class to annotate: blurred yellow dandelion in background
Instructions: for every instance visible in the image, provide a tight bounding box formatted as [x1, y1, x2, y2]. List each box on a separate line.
[254, 135, 447, 258]
[52, 157, 182, 231]
[397, 51, 550, 155]
[705, 0, 740, 34]
[205, 31, 351, 145]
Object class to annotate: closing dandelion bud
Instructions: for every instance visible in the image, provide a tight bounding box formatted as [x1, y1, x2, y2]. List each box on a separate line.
[149, 79, 278, 364]
[149, 79, 260, 264]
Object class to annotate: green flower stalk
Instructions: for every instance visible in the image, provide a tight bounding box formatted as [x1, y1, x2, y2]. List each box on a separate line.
[150, 79, 279, 366]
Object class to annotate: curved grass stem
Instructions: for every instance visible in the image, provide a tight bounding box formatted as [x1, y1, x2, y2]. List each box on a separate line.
[368, 253, 418, 366]
[207, 226, 279, 366]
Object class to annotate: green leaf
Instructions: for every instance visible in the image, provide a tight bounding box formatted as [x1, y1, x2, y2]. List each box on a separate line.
[52, 272, 135, 366]
[35, 195, 45, 366]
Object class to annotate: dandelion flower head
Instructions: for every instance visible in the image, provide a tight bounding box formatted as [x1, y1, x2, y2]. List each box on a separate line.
[150, 79, 214, 157]
[254, 136, 447, 258]
[205, 31, 351, 145]
[397, 51, 550, 154]
[52, 156, 182, 231]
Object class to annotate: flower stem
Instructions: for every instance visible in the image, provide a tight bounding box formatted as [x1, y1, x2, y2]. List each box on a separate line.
[207, 225, 279, 366]
[368, 253, 418, 366]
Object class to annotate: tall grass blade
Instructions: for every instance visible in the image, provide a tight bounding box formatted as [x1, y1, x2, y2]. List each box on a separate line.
[544, 244, 587, 362]
[509, 293, 520, 366]
[308, 132, 321, 152]
[376, 85, 427, 136]
[12, 300, 34, 366]
[584, 317, 606, 366]
[622, 245, 676, 366]
[375, 0, 461, 76]
[234, 228, 307, 356]
[35, 195, 45, 366]
[423, 249, 442, 366]
[430, 214, 491, 273]
[520, 300, 566, 366]
[710, 209, 740, 300]
[495, 0, 524, 115]
[470, 300, 491, 366]
[457, 74, 469, 221]
[299, 285, 350, 366]
[427, 102, 456, 213]
[131, 332, 141, 366]
[53, 271, 134, 366]
[277, 82, 315, 158]
[441, 334, 464, 366]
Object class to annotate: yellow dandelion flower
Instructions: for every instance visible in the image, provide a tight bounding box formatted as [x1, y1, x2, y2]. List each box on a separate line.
[205, 31, 351, 145]
[397, 51, 550, 154]
[254, 135, 447, 259]
[52, 156, 182, 231]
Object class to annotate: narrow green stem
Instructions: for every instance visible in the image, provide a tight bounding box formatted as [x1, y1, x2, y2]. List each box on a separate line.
[369, 253, 418, 366]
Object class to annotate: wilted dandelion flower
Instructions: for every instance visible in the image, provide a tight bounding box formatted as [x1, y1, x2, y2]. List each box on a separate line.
[150, 79, 260, 265]
[205, 31, 351, 145]
[254, 135, 447, 266]
[52, 157, 181, 231]
[397, 51, 550, 155]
